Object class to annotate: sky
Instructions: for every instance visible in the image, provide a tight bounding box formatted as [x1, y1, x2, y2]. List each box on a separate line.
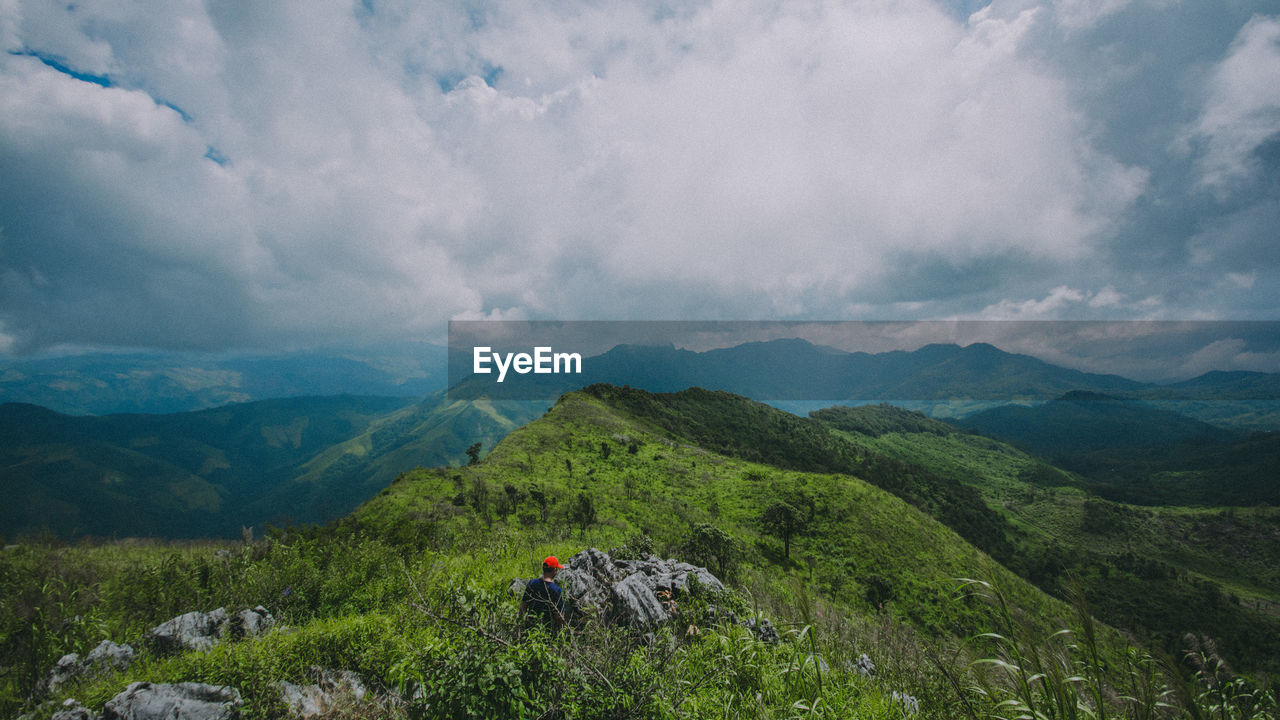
[2, 0, 1279, 362]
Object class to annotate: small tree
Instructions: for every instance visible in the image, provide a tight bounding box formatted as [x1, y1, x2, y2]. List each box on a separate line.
[529, 484, 549, 523]
[465, 442, 482, 466]
[571, 492, 596, 535]
[683, 523, 739, 579]
[468, 476, 491, 525]
[760, 501, 805, 558]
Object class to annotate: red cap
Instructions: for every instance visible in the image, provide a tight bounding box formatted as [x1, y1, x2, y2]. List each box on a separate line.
[543, 555, 564, 569]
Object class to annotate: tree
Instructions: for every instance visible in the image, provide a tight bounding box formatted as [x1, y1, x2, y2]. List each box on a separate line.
[570, 492, 596, 535]
[760, 501, 806, 558]
[467, 476, 491, 524]
[465, 442, 482, 466]
[683, 523, 739, 578]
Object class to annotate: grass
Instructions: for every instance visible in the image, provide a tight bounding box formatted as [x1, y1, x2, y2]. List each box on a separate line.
[4, 389, 1279, 718]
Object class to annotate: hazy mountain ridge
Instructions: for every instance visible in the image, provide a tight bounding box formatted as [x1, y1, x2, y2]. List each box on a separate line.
[451, 339, 1280, 430]
[0, 344, 449, 415]
[0, 394, 540, 540]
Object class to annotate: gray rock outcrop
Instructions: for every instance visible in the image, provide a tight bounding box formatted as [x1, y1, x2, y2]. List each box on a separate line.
[43, 641, 136, 694]
[101, 682, 241, 720]
[556, 548, 619, 617]
[536, 548, 727, 629]
[611, 574, 671, 628]
[148, 606, 273, 653]
[50, 699, 95, 720]
[275, 668, 367, 718]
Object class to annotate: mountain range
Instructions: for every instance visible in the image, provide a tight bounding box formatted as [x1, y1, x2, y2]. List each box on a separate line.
[5, 339, 1279, 542]
[0, 343, 449, 415]
[4, 382, 1280, 716]
[0, 394, 542, 540]
[452, 338, 1280, 429]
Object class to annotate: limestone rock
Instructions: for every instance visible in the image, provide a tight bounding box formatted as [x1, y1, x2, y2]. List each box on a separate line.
[149, 609, 229, 653]
[44, 653, 84, 695]
[611, 573, 672, 628]
[51, 698, 96, 720]
[275, 669, 366, 718]
[86, 640, 136, 673]
[149, 607, 274, 653]
[101, 682, 241, 720]
[43, 641, 135, 695]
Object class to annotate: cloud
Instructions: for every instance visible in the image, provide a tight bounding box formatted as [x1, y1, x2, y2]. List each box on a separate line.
[974, 285, 1162, 319]
[0, 0, 1275, 356]
[1188, 14, 1280, 191]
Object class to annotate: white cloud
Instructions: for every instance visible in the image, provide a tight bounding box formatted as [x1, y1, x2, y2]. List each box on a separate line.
[978, 285, 1088, 318]
[1174, 337, 1280, 378]
[1189, 14, 1280, 191]
[2, 0, 1272, 355]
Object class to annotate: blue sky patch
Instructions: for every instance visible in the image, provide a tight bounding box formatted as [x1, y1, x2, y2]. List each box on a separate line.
[12, 49, 113, 88]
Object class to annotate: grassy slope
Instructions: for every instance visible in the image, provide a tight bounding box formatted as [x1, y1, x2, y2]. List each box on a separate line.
[355, 390, 1076, 642]
[7, 388, 1275, 719]
[4, 389, 1098, 720]
[809, 405, 1280, 673]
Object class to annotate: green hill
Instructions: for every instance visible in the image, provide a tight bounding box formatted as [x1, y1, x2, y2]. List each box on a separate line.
[3, 386, 1277, 719]
[956, 392, 1280, 506]
[0, 394, 541, 540]
[810, 403, 1280, 674]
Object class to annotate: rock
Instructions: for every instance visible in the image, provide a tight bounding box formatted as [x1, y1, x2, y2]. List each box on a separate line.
[851, 653, 875, 677]
[229, 606, 273, 640]
[700, 605, 738, 626]
[42, 641, 135, 695]
[611, 573, 671, 628]
[568, 547, 622, 580]
[518, 549, 752, 633]
[85, 641, 136, 673]
[101, 682, 241, 720]
[508, 578, 527, 597]
[891, 690, 920, 715]
[44, 653, 84, 695]
[275, 669, 366, 718]
[51, 698, 96, 720]
[149, 609, 229, 653]
[747, 616, 780, 644]
[149, 607, 274, 653]
[612, 556, 725, 596]
[557, 549, 620, 619]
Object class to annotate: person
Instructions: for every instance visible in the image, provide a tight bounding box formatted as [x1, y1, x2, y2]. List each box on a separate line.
[519, 555, 567, 634]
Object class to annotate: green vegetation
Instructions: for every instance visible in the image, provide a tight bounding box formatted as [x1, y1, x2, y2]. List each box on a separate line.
[0, 395, 541, 540]
[812, 403, 1280, 676]
[3, 387, 1277, 719]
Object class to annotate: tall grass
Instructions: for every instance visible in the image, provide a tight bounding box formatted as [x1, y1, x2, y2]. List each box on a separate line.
[958, 577, 1278, 720]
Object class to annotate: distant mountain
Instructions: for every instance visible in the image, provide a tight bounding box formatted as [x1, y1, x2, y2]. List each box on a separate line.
[956, 391, 1280, 506]
[451, 339, 1153, 404]
[958, 390, 1242, 455]
[0, 343, 449, 415]
[8, 338, 1279, 428]
[0, 393, 541, 540]
[1156, 370, 1280, 398]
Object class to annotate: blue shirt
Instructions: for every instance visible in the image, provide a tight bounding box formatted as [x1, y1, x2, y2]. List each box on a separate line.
[522, 578, 565, 624]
